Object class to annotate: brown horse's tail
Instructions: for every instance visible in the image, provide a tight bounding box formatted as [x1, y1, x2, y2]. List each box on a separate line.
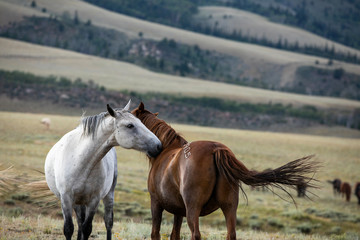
[213, 147, 320, 203]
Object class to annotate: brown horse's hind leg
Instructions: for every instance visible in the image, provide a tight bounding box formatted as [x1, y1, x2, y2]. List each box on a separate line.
[217, 177, 239, 240]
[150, 198, 164, 240]
[221, 205, 237, 240]
[170, 215, 183, 240]
[185, 208, 201, 240]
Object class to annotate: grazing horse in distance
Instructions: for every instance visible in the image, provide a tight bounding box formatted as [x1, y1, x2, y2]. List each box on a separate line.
[41, 117, 51, 130]
[340, 182, 351, 202]
[132, 102, 320, 240]
[328, 178, 342, 196]
[355, 182, 360, 205]
[297, 180, 307, 198]
[45, 101, 162, 240]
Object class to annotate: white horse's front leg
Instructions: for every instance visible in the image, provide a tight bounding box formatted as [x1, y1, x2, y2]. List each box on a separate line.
[61, 195, 74, 240]
[82, 198, 101, 240]
[74, 205, 86, 240]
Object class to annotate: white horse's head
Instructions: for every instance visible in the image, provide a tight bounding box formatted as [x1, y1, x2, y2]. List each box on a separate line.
[107, 100, 162, 158]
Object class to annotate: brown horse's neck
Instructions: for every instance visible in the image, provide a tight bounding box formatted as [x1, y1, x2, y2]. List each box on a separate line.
[139, 114, 187, 151]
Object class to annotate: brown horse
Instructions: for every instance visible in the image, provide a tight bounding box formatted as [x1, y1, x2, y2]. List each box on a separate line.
[132, 102, 319, 240]
[340, 182, 351, 202]
[355, 182, 360, 205]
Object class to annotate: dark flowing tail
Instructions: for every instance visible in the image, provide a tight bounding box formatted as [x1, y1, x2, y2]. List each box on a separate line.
[213, 147, 320, 204]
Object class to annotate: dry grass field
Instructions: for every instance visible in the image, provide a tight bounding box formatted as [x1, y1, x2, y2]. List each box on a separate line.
[1, 37, 360, 113]
[194, 6, 360, 55]
[0, 215, 333, 240]
[1, 0, 360, 85]
[0, 111, 359, 239]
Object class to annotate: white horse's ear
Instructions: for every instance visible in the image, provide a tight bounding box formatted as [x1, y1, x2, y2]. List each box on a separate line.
[123, 99, 131, 111]
[107, 104, 117, 118]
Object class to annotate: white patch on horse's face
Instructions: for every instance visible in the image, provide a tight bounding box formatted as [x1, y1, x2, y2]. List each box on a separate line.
[113, 111, 161, 157]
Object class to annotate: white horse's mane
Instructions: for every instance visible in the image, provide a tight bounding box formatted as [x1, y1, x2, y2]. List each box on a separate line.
[81, 111, 108, 138]
[81, 108, 127, 138]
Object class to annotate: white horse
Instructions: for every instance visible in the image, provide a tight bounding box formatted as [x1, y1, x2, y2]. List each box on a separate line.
[44, 100, 162, 240]
[40, 117, 51, 130]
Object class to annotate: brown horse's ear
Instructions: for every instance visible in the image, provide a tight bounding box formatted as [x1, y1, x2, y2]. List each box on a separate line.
[138, 102, 145, 111]
[154, 112, 159, 117]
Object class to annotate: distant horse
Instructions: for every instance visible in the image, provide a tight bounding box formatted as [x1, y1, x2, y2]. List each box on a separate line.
[355, 182, 360, 205]
[327, 178, 342, 196]
[41, 117, 51, 130]
[45, 101, 162, 240]
[297, 180, 307, 198]
[340, 182, 351, 202]
[132, 102, 319, 240]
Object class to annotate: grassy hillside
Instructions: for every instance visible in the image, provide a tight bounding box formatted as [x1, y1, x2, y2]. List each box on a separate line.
[0, 111, 359, 239]
[194, 6, 360, 56]
[4, 69, 360, 134]
[82, 0, 360, 53]
[208, 0, 360, 51]
[0, 16, 245, 87]
[1, 37, 360, 113]
[4, 16, 360, 100]
[1, 0, 360, 87]
[0, 0, 47, 25]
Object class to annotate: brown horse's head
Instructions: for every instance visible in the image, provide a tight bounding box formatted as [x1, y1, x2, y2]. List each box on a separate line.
[131, 102, 187, 151]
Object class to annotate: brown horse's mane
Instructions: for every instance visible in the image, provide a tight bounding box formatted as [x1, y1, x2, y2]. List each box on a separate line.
[140, 112, 187, 150]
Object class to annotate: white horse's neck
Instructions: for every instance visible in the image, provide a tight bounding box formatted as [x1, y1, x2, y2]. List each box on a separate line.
[76, 116, 116, 178]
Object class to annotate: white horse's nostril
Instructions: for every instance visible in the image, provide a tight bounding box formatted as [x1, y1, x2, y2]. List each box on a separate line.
[157, 143, 162, 152]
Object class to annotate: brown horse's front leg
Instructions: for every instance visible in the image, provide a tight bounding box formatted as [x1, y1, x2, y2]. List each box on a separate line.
[150, 198, 164, 240]
[170, 215, 183, 240]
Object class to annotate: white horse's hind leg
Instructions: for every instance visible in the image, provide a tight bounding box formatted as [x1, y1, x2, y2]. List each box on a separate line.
[61, 195, 74, 240]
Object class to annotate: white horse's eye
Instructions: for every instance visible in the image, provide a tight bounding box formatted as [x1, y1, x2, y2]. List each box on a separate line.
[127, 124, 134, 129]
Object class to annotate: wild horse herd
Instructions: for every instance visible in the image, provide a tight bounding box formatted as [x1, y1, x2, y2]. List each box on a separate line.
[328, 178, 360, 203]
[41, 101, 360, 240]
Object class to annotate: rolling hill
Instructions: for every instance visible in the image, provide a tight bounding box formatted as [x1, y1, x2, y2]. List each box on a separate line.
[1, 0, 360, 88]
[1, 37, 360, 113]
[194, 6, 360, 55]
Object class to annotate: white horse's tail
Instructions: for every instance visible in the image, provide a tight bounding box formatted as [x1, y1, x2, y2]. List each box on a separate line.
[0, 165, 20, 197]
